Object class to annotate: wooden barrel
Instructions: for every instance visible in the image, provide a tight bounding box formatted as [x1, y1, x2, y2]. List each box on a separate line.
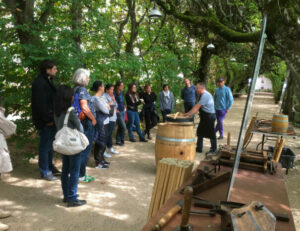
[155, 122, 196, 165]
[271, 114, 288, 133]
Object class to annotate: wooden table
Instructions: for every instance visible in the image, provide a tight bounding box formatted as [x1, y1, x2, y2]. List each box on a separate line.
[142, 162, 296, 231]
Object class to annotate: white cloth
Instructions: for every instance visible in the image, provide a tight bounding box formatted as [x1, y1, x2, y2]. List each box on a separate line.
[163, 90, 170, 98]
[0, 133, 13, 173]
[0, 108, 16, 138]
[0, 107, 15, 173]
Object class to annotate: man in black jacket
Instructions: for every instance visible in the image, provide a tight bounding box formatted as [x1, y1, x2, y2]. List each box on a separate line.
[31, 60, 60, 181]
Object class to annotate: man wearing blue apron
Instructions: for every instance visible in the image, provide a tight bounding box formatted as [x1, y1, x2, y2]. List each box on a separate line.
[185, 82, 217, 155]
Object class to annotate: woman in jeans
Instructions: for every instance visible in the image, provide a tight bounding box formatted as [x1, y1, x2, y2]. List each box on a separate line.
[140, 84, 158, 140]
[103, 84, 119, 155]
[114, 81, 126, 146]
[159, 84, 174, 122]
[54, 85, 86, 207]
[72, 68, 96, 183]
[91, 81, 110, 169]
[125, 83, 147, 142]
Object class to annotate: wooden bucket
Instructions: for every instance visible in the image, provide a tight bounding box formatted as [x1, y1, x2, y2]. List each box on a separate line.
[271, 114, 288, 133]
[155, 122, 196, 165]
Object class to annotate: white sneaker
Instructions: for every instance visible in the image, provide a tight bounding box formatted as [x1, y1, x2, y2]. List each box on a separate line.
[95, 163, 109, 169]
[109, 147, 119, 154]
[104, 151, 112, 158]
[0, 222, 8, 231]
[0, 210, 11, 219]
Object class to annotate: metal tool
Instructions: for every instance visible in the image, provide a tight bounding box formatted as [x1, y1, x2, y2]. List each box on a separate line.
[174, 186, 193, 231]
[226, 14, 268, 201]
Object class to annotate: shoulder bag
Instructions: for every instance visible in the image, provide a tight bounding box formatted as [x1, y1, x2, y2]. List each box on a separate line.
[53, 107, 89, 155]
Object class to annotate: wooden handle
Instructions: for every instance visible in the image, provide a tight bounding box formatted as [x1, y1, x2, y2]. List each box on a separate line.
[227, 132, 231, 147]
[151, 204, 182, 231]
[174, 112, 180, 120]
[274, 138, 285, 162]
[181, 186, 193, 227]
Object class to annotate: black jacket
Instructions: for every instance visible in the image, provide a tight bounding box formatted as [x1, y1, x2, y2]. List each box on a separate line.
[31, 73, 56, 129]
[125, 93, 141, 112]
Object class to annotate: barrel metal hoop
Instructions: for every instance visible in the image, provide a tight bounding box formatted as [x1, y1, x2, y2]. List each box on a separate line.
[156, 135, 196, 143]
[272, 119, 289, 122]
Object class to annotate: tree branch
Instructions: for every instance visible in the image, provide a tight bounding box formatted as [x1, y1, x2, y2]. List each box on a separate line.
[140, 14, 166, 57]
[156, 0, 260, 43]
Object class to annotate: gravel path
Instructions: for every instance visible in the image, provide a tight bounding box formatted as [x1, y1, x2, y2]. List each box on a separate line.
[0, 93, 299, 231]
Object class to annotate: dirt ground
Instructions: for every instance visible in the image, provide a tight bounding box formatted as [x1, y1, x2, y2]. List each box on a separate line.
[0, 93, 299, 231]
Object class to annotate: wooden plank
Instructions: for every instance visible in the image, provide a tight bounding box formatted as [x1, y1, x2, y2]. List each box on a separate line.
[190, 171, 231, 195]
[220, 158, 266, 173]
[221, 150, 267, 161]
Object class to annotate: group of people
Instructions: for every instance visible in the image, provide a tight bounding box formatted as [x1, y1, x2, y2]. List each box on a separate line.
[0, 59, 233, 214]
[182, 78, 234, 155]
[28, 59, 177, 208]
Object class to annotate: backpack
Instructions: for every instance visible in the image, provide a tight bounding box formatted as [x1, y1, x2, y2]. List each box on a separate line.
[72, 87, 86, 120]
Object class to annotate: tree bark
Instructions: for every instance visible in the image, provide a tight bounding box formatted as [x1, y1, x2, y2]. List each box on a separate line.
[71, 0, 84, 67]
[193, 44, 212, 83]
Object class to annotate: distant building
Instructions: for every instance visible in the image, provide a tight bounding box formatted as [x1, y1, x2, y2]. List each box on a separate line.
[255, 75, 272, 91]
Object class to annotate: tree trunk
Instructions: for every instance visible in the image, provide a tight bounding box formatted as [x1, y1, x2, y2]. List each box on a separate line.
[282, 73, 295, 120]
[193, 44, 212, 83]
[71, 0, 83, 67]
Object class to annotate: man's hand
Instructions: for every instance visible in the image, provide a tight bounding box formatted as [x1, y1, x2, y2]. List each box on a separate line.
[92, 119, 97, 126]
[47, 122, 54, 126]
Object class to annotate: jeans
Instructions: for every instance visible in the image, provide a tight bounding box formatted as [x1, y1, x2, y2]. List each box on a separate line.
[197, 136, 217, 152]
[79, 119, 95, 178]
[161, 109, 172, 122]
[116, 111, 126, 143]
[127, 110, 144, 140]
[184, 102, 195, 113]
[61, 153, 81, 202]
[107, 121, 116, 148]
[38, 125, 56, 177]
[215, 109, 227, 137]
[94, 143, 106, 165]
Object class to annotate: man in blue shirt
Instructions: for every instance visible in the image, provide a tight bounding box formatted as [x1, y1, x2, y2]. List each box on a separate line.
[214, 78, 234, 139]
[181, 78, 197, 113]
[185, 82, 217, 155]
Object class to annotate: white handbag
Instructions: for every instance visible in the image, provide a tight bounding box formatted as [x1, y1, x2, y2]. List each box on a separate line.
[53, 107, 89, 155]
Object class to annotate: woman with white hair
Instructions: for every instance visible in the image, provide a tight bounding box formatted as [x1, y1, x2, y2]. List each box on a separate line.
[72, 68, 96, 183]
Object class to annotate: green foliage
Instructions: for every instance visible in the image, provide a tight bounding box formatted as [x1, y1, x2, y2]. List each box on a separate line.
[0, 0, 291, 158]
[266, 61, 286, 103]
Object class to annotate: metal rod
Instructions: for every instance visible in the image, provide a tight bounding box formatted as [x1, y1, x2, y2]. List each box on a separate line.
[278, 69, 290, 113]
[226, 14, 268, 201]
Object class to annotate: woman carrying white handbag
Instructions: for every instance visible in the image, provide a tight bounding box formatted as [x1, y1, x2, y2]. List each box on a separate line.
[53, 86, 88, 207]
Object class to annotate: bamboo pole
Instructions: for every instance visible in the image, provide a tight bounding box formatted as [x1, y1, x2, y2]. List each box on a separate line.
[152, 162, 167, 217]
[147, 163, 162, 220]
[147, 158, 193, 219]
